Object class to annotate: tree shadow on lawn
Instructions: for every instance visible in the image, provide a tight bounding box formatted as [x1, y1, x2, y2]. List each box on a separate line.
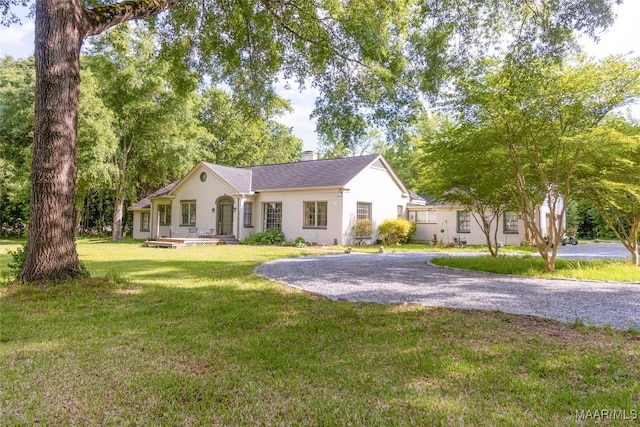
[85, 257, 261, 286]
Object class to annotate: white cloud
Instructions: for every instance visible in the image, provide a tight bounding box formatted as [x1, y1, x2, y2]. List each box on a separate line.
[580, 1, 640, 59]
[275, 82, 320, 151]
[0, 21, 34, 58]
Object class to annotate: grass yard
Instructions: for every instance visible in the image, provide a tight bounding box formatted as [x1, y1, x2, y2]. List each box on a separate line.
[431, 255, 640, 282]
[1, 239, 639, 425]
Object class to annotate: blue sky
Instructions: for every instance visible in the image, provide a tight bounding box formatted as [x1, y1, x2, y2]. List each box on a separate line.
[1, 2, 639, 151]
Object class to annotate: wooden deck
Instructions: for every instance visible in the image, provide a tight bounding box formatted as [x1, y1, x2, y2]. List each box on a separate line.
[141, 237, 225, 248]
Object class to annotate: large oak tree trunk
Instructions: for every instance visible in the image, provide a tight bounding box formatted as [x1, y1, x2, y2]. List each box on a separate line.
[19, 0, 86, 281]
[18, 0, 180, 282]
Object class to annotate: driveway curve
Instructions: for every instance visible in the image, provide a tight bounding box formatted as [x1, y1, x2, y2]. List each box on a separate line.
[256, 252, 640, 330]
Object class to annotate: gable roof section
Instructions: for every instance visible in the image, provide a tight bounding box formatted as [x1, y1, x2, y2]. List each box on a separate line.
[202, 162, 252, 193]
[244, 154, 381, 191]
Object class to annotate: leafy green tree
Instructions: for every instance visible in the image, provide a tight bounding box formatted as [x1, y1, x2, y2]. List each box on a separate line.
[0, 56, 33, 234]
[0, 56, 118, 236]
[569, 199, 615, 240]
[0, 0, 621, 281]
[75, 67, 119, 231]
[85, 23, 208, 240]
[418, 119, 516, 257]
[198, 87, 302, 166]
[576, 117, 640, 265]
[450, 55, 640, 271]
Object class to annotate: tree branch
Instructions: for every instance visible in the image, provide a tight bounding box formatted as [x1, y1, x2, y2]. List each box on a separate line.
[82, 0, 181, 38]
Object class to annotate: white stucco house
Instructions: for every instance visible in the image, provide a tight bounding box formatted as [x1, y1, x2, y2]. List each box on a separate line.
[129, 153, 411, 245]
[406, 192, 565, 246]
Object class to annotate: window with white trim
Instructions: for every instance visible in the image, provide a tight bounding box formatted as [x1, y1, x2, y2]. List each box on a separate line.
[409, 210, 436, 224]
[304, 201, 328, 228]
[140, 212, 150, 231]
[263, 202, 282, 231]
[244, 202, 253, 227]
[158, 204, 171, 226]
[504, 211, 519, 234]
[457, 211, 471, 233]
[356, 202, 372, 220]
[181, 200, 196, 226]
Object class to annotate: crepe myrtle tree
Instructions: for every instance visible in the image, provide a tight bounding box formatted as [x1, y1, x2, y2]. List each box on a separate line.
[0, 0, 621, 282]
[448, 55, 640, 272]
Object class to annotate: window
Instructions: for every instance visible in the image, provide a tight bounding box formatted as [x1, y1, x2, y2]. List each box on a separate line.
[504, 211, 519, 234]
[263, 202, 282, 231]
[244, 202, 253, 227]
[158, 204, 171, 226]
[409, 210, 436, 224]
[140, 212, 150, 231]
[457, 211, 471, 233]
[357, 202, 372, 220]
[397, 205, 403, 218]
[181, 201, 196, 226]
[355, 202, 372, 240]
[304, 201, 328, 228]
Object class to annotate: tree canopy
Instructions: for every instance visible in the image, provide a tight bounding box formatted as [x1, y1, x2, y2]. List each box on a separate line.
[575, 117, 640, 265]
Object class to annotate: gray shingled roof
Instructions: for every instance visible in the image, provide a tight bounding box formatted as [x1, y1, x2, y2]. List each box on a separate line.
[407, 190, 438, 204]
[203, 163, 252, 193]
[244, 154, 380, 190]
[130, 154, 388, 209]
[129, 180, 179, 210]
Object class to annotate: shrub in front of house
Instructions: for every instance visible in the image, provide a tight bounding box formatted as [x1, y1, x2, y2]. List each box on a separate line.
[354, 219, 373, 244]
[378, 218, 416, 244]
[241, 230, 284, 245]
[281, 237, 308, 247]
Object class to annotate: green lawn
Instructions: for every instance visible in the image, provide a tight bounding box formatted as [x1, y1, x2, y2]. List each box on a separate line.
[431, 255, 640, 282]
[1, 240, 639, 425]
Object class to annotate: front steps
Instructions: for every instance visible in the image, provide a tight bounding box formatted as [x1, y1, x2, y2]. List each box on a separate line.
[215, 235, 240, 245]
[142, 237, 225, 248]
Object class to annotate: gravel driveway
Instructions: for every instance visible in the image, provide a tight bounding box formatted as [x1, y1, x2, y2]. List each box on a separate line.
[256, 252, 640, 330]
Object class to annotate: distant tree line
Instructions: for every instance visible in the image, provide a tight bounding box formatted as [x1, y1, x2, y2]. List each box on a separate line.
[0, 24, 303, 240]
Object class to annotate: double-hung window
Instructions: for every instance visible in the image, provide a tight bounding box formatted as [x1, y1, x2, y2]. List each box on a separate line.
[457, 211, 471, 233]
[158, 204, 171, 226]
[244, 202, 253, 227]
[181, 201, 196, 226]
[140, 212, 150, 231]
[504, 212, 519, 234]
[355, 202, 372, 240]
[263, 202, 282, 231]
[356, 202, 372, 220]
[304, 201, 328, 228]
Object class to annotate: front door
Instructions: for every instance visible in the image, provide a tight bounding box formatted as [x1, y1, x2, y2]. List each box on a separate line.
[218, 199, 234, 235]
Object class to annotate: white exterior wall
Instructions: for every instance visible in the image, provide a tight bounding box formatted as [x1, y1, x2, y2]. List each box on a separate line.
[131, 210, 151, 240]
[410, 206, 527, 246]
[251, 188, 344, 245]
[237, 196, 252, 241]
[162, 165, 237, 238]
[538, 195, 566, 237]
[341, 163, 408, 245]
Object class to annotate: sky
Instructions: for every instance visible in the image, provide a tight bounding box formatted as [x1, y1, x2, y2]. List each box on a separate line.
[1, 2, 639, 151]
